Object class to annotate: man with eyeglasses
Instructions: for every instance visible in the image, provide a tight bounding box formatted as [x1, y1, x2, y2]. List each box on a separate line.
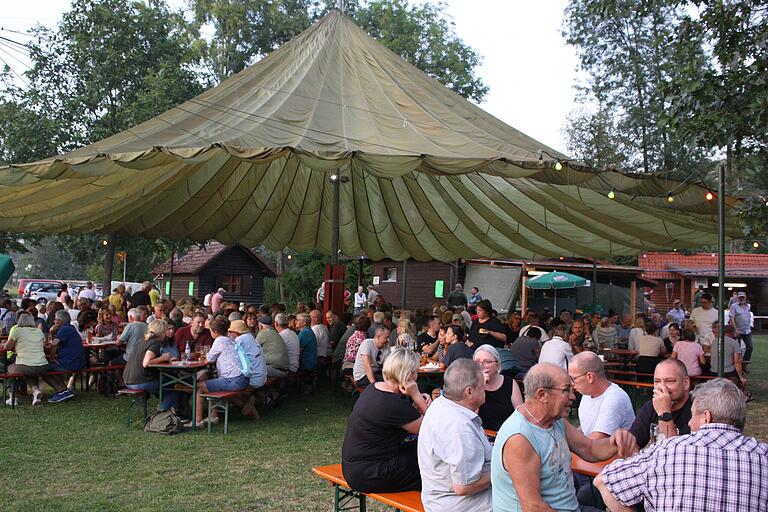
[490, 363, 634, 511]
[568, 352, 634, 507]
[352, 325, 391, 388]
[690, 292, 718, 348]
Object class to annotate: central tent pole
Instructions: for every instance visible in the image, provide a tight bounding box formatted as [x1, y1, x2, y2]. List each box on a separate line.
[717, 163, 725, 377]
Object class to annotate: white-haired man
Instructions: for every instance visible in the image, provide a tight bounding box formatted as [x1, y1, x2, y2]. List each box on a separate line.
[418, 358, 493, 511]
[595, 379, 768, 511]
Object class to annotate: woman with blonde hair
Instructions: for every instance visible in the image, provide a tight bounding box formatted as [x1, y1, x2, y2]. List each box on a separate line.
[627, 314, 646, 352]
[3, 312, 48, 405]
[123, 319, 183, 411]
[396, 318, 415, 350]
[342, 348, 431, 493]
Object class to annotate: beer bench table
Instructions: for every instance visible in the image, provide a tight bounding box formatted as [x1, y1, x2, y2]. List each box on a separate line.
[149, 360, 211, 432]
[312, 464, 423, 512]
[201, 377, 280, 434]
[312, 455, 614, 512]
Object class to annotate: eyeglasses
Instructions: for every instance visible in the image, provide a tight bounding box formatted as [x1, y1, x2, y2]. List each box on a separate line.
[475, 359, 498, 367]
[570, 372, 590, 382]
[544, 386, 574, 395]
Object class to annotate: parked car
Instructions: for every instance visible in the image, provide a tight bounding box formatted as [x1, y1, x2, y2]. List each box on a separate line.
[24, 281, 63, 304]
[17, 278, 61, 298]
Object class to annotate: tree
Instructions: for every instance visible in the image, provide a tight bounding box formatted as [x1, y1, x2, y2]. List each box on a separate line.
[663, 1, 767, 185]
[0, 0, 205, 284]
[564, 104, 629, 171]
[191, 0, 488, 101]
[563, 0, 710, 175]
[345, 0, 488, 101]
[190, 0, 316, 81]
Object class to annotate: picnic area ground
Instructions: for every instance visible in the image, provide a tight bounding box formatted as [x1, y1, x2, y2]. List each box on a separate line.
[2, 335, 767, 511]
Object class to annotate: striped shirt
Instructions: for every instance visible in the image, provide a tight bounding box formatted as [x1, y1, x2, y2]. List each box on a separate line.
[601, 423, 768, 511]
[207, 335, 243, 379]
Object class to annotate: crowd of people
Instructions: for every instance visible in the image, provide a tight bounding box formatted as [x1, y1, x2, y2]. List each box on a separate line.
[0, 282, 337, 424]
[2, 277, 765, 510]
[337, 284, 765, 511]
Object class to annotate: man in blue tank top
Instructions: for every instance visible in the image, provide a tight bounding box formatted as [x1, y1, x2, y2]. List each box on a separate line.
[490, 363, 635, 511]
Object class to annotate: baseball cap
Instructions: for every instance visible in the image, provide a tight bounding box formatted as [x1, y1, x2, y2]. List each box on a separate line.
[452, 314, 463, 322]
[258, 315, 273, 325]
[673, 299, 680, 303]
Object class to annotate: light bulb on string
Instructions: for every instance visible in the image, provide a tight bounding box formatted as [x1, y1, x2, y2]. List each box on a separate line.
[705, 191, 714, 201]
[753, 241, 760, 249]
[667, 193, 675, 203]
[555, 161, 563, 171]
[607, 189, 616, 199]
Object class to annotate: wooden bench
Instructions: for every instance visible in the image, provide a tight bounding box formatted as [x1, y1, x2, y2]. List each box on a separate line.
[312, 464, 423, 512]
[200, 378, 281, 434]
[117, 388, 150, 426]
[313, 453, 614, 512]
[1, 363, 127, 407]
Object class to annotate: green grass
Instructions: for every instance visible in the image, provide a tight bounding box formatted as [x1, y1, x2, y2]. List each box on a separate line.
[1, 336, 766, 511]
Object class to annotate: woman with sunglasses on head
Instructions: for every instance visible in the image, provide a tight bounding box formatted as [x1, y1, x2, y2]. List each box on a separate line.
[474, 344, 523, 431]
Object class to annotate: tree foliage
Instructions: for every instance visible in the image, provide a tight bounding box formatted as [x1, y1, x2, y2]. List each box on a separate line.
[191, 0, 488, 101]
[562, 0, 710, 175]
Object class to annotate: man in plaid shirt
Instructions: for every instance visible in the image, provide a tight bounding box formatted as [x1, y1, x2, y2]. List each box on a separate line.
[594, 379, 768, 511]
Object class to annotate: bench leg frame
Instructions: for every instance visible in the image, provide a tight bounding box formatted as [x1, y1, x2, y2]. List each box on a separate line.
[206, 397, 231, 435]
[333, 483, 366, 512]
[123, 394, 149, 427]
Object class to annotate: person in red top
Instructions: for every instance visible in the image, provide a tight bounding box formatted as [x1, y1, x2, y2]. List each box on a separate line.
[174, 311, 214, 353]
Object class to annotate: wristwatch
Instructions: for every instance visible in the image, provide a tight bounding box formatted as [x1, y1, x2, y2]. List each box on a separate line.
[658, 412, 673, 422]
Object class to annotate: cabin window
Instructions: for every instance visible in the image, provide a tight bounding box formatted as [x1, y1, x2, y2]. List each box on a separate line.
[220, 275, 242, 294]
[382, 267, 397, 283]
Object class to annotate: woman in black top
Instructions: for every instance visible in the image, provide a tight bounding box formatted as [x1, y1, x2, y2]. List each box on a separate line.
[341, 348, 430, 493]
[124, 319, 182, 411]
[504, 312, 522, 345]
[444, 325, 472, 367]
[473, 344, 523, 431]
[468, 299, 506, 348]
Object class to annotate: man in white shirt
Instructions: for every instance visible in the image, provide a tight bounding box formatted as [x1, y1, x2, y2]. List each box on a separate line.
[538, 324, 573, 370]
[275, 313, 300, 372]
[690, 292, 718, 347]
[310, 309, 330, 359]
[418, 358, 493, 512]
[353, 286, 367, 313]
[78, 281, 96, 302]
[569, 351, 635, 507]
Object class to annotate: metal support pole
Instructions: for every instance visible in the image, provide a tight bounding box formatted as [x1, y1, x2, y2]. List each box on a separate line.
[357, 257, 364, 289]
[592, 259, 597, 313]
[401, 259, 408, 309]
[122, 252, 127, 283]
[168, 245, 175, 302]
[717, 164, 725, 377]
[102, 234, 116, 301]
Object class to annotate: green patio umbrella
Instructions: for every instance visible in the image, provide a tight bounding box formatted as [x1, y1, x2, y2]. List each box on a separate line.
[0, 254, 15, 290]
[526, 271, 589, 311]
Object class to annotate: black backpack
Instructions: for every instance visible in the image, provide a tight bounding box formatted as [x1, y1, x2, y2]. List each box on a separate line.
[144, 408, 184, 435]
